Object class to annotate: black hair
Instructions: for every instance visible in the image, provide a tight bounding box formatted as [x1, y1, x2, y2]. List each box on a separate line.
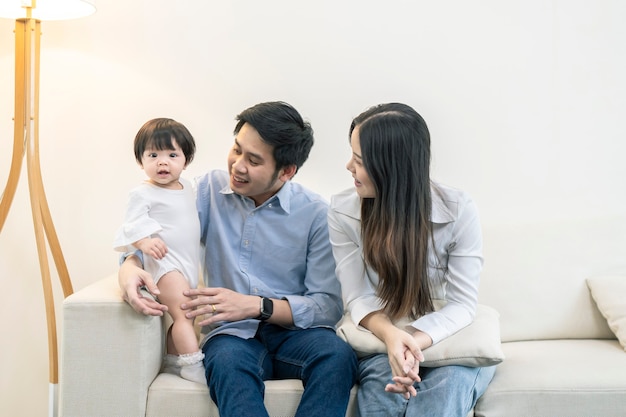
[134, 118, 196, 166]
[351, 103, 433, 319]
[234, 101, 313, 174]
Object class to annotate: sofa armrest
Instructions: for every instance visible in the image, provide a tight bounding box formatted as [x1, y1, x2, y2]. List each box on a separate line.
[59, 274, 163, 417]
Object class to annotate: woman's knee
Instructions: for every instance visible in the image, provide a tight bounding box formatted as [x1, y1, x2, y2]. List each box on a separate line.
[358, 353, 392, 385]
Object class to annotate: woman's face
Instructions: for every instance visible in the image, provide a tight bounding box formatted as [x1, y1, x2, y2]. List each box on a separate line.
[346, 126, 376, 198]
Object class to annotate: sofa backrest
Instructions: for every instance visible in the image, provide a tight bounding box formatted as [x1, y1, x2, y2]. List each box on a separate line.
[478, 214, 626, 343]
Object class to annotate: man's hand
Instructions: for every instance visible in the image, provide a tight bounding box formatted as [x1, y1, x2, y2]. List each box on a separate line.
[118, 255, 167, 316]
[182, 287, 260, 326]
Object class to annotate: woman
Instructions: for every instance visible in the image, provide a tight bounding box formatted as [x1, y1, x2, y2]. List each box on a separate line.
[328, 103, 496, 416]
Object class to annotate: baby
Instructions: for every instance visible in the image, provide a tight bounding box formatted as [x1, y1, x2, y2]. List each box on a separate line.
[114, 118, 204, 384]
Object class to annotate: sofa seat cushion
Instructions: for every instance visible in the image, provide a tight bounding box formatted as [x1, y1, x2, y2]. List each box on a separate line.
[147, 374, 216, 417]
[146, 374, 359, 417]
[475, 339, 626, 417]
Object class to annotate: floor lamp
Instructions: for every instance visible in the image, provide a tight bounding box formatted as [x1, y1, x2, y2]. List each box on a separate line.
[0, 1, 95, 416]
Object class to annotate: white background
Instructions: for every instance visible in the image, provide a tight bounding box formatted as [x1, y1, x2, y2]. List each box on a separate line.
[1, 1, 625, 415]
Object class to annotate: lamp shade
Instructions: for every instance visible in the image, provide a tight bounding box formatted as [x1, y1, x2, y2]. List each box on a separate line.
[0, 0, 96, 20]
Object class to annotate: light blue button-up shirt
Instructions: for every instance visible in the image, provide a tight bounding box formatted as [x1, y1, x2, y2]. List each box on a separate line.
[196, 170, 343, 346]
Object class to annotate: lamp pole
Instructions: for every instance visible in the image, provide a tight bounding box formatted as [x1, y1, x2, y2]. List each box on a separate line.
[0, 5, 74, 417]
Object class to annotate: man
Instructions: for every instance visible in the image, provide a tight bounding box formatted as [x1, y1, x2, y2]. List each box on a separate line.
[119, 101, 357, 417]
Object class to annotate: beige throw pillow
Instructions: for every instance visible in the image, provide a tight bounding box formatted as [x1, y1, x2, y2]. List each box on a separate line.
[587, 275, 626, 351]
[336, 303, 505, 367]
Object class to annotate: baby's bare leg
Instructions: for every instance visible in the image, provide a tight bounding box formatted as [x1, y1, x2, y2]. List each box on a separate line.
[158, 271, 206, 384]
[157, 270, 199, 354]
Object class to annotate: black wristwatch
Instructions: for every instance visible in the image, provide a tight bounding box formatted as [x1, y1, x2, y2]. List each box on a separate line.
[257, 296, 273, 321]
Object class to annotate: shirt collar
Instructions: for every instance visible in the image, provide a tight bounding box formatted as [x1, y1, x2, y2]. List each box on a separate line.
[271, 181, 291, 213]
[219, 181, 292, 214]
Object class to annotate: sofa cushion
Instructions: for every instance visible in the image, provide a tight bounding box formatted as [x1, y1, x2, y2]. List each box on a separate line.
[337, 303, 504, 367]
[146, 374, 359, 417]
[587, 275, 626, 351]
[475, 339, 626, 417]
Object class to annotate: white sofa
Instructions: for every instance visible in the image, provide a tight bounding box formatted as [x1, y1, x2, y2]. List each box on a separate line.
[59, 215, 626, 417]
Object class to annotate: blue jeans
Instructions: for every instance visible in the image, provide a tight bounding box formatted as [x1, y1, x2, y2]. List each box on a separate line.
[202, 324, 357, 417]
[357, 353, 496, 417]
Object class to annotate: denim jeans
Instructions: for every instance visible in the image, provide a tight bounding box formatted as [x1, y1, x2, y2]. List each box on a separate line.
[202, 324, 358, 417]
[357, 353, 496, 417]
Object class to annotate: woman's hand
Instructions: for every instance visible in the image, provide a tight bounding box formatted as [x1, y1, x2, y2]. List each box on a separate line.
[382, 327, 424, 398]
[361, 312, 426, 398]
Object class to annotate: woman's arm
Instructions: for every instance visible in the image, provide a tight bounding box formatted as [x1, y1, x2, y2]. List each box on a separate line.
[327, 197, 380, 322]
[410, 194, 484, 343]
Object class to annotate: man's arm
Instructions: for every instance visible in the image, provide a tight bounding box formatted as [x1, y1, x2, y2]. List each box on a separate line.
[283, 206, 343, 329]
[182, 287, 294, 327]
[118, 254, 168, 316]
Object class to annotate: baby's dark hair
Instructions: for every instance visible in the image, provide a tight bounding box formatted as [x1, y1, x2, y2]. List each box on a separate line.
[134, 118, 196, 165]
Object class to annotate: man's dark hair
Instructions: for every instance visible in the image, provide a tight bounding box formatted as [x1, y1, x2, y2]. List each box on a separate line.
[234, 101, 314, 173]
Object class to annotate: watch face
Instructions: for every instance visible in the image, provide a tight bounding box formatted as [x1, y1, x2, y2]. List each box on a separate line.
[261, 297, 273, 320]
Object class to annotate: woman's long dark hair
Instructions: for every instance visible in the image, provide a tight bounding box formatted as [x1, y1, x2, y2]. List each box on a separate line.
[351, 103, 433, 320]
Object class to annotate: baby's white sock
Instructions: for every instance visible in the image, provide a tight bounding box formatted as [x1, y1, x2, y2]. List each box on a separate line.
[161, 351, 205, 384]
[178, 351, 206, 384]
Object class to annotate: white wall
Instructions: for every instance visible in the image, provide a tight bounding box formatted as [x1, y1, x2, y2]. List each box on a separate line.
[1, 0, 625, 415]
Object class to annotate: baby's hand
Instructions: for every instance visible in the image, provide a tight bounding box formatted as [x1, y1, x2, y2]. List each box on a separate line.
[134, 237, 168, 260]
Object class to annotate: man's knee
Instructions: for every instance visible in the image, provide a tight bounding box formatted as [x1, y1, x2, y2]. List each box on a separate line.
[316, 331, 356, 357]
[203, 335, 263, 372]
[315, 334, 358, 380]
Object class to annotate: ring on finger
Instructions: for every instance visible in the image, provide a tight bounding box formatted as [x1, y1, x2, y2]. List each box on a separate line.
[211, 304, 217, 314]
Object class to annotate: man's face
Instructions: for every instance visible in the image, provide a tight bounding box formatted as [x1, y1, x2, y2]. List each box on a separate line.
[227, 122, 291, 206]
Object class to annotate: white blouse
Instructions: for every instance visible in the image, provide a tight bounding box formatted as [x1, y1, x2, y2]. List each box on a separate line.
[328, 182, 483, 344]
